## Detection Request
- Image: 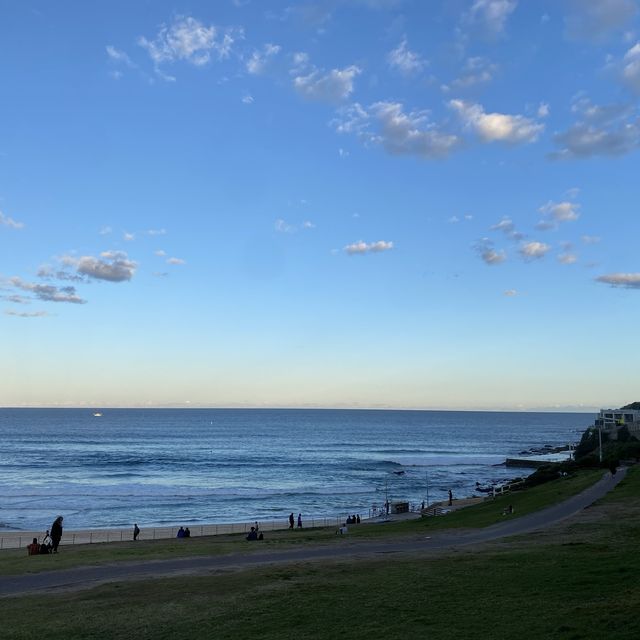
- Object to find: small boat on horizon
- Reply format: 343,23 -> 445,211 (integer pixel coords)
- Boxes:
93,412 -> 103,417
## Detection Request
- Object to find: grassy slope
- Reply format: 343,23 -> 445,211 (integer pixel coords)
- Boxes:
0,469 -> 603,577
3,468 -> 639,639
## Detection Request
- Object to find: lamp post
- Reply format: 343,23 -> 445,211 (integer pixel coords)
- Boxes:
598,424 -> 603,464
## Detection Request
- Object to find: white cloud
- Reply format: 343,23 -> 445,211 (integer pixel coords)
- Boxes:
166,257 -> 186,265
387,38 -> 427,76
552,97 -> 640,158
450,99 -> 544,144
565,187 -> 580,199
519,241 -> 551,260
99,226 -> 112,235
565,0 -> 638,42
138,16 -> 239,74
124,232 -> 135,241
475,238 -> 506,265
63,251 -> 137,282
558,253 -> 578,264
0,210 -> 24,229
596,272 -> 640,288
335,101 -> 461,159
147,228 -> 166,236
538,200 -> 580,223
155,249 -> 167,257
344,240 -> 393,255
246,43 -> 281,74
504,289 -> 518,296
581,235 -> 601,244
302,220 -> 316,229
293,64 -> 361,103
490,216 -> 524,241
467,0 -> 518,35
9,277 -> 86,304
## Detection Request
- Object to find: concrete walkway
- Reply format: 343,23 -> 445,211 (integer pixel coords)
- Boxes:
0,469 -> 626,598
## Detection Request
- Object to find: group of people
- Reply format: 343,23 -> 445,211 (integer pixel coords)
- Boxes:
26,516 -> 64,556
288,513 -> 303,529
176,526 -> 191,538
246,522 -> 264,541
345,514 -> 361,525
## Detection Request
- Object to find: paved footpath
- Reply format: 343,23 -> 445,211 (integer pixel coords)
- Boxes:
0,469 -> 626,598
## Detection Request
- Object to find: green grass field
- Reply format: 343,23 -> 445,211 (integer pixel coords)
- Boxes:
2,467 -> 639,639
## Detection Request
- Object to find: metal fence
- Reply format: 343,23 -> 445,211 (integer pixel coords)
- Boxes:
1,514 -> 366,550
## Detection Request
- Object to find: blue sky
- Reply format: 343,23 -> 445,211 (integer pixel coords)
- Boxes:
1,0 -> 639,410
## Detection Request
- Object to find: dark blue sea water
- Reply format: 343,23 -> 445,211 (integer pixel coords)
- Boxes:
0,409 -> 590,531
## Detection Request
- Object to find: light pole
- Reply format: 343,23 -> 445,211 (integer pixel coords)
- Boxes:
598,425 -> 603,464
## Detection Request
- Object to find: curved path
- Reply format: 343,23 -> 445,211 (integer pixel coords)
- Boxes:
0,469 -> 626,598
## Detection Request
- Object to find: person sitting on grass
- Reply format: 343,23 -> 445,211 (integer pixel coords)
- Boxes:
246,527 -> 258,541
27,538 -> 40,556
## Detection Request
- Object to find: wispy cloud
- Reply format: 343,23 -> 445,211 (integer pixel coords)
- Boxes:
596,272 -> 640,289
138,16 -> 240,79
387,38 -> 427,76
166,257 -> 186,265
334,101 -> 461,159
246,43 -> 281,74
4,309 -> 50,318
465,0 -> 518,36
490,217 -> 524,241
0,210 -> 24,229
293,62 -> 361,103
552,96 -> 640,158
8,277 -> 86,304
344,240 -> 393,255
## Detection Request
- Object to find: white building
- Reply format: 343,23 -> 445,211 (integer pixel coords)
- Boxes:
594,408 -> 640,436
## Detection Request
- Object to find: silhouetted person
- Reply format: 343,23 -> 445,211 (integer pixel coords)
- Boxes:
246,527 -> 258,541
448,489 -> 453,506
176,526 -> 185,538
133,523 -> 140,541
50,516 -> 63,553
289,513 -> 294,529
297,513 -> 303,528
184,527 -> 191,538
356,514 -> 361,524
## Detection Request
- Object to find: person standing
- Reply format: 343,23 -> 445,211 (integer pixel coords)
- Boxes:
288,513 -> 294,529
297,513 -> 302,528
50,516 -> 63,553
133,523 -> 140,541
448,489 -> 453,506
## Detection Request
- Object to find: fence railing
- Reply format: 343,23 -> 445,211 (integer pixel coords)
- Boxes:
1,514 -> 373,550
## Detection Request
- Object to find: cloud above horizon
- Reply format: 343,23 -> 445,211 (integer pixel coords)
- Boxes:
596,272 -> 640,289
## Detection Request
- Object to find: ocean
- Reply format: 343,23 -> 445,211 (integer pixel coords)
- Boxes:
0,408 -> 590,531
